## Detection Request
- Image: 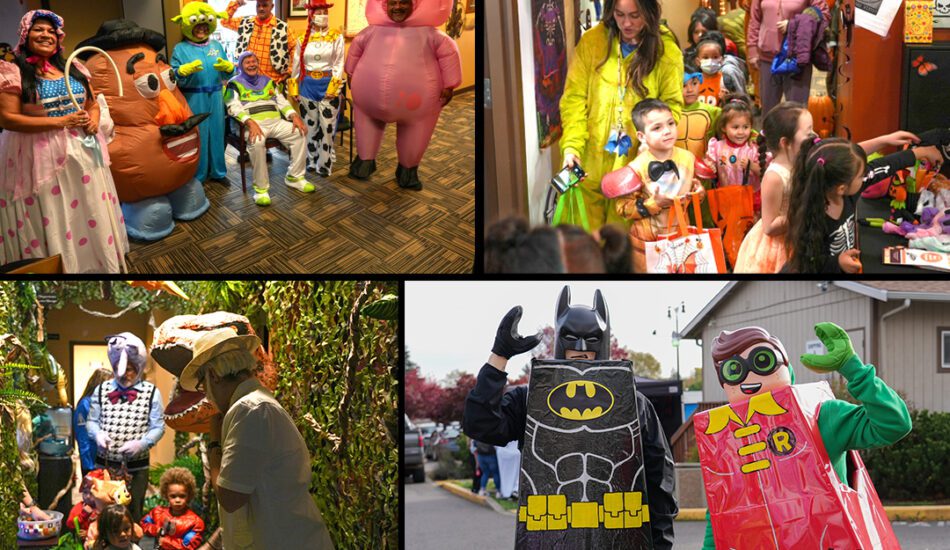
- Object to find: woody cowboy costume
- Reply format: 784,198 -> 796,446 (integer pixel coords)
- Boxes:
222,0 -> 298,85
290,0 -> 345,177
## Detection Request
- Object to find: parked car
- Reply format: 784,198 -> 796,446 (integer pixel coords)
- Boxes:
433,427 -> 462,457
404,415 -> 426,483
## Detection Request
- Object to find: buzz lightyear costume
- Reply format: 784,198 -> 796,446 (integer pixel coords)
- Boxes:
225,51 -> 310,205
170,2 -> 235,183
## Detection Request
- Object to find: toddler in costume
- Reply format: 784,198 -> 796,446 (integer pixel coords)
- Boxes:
601,99 -> 707,272
734,102 -> 810,273
704,95 -> 761,198
141,467 -> 204,550
676,63 -> 720,160
93,505 -> 141,550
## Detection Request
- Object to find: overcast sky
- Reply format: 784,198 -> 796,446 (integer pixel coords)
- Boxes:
405,281 -> 728,383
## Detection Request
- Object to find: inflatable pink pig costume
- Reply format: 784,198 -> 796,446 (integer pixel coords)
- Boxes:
345,0 -> 461,190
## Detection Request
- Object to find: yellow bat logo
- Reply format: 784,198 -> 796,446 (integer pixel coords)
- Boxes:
547,380 -> 614,421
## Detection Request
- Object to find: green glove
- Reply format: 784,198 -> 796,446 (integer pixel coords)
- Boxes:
178,59 -> 204,77
800,322 -> 855,373
213,57 -> 234,73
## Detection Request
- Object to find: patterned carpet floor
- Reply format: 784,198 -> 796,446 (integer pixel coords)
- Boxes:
127,90 -> 475,274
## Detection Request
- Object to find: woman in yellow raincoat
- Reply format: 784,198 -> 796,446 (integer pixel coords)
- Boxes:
554,0 -> 683,232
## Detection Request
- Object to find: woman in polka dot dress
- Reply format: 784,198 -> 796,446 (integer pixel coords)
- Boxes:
291,0 -> 344,177
0,10 -> 128,273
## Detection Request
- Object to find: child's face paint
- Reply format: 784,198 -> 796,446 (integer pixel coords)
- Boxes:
719,343 -> 791,404
683,77 -> 701,105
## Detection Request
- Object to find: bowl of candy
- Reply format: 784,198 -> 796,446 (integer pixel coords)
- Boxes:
17,510 -> 62,540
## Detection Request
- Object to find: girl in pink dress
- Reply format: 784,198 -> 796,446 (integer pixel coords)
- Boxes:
734,101 -> 813,273
704,95 -> 762,203
0,10 -> 128,272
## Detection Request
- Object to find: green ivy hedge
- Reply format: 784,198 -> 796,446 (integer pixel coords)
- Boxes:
861,409 -> 950,502
184,281 -> 399,548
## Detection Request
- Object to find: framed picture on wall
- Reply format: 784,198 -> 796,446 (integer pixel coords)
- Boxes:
466,0 -> 475,13
346,0 -> 370,37
290,0 -> 310,17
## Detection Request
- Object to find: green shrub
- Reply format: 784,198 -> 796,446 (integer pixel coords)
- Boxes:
861,409 -> 950,502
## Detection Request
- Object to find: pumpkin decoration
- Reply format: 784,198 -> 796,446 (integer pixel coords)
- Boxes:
808,93 -> 835,138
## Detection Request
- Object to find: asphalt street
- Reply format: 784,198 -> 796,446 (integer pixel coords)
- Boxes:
405,465 -> 950,549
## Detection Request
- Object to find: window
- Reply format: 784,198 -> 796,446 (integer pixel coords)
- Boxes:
205,0 -> 275,61
940,328 -> 950,372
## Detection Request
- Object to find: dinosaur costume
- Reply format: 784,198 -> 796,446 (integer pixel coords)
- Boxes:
696,324 -> 911,549
170,3 -> 235,183
345,0 -> 462,190
150,311 -> 276,434
76,19 -> 210,241
554,22 -> 684,232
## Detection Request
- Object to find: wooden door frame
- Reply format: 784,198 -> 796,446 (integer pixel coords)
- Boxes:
484,1 -> 529,226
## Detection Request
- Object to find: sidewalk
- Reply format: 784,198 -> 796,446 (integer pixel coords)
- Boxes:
435,480 -> 517,515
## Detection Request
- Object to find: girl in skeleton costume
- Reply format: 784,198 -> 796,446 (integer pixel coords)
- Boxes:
0,10 -> 129,273
291,0 -> 344,177
86,333 -> 166,522
784,137 -> 943,273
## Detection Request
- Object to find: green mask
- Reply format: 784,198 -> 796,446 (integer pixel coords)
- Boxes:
171,2 -> 225,43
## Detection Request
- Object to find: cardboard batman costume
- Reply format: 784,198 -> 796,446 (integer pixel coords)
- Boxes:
463,286 -> 677,550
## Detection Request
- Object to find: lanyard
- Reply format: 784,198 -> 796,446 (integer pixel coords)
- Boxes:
604,39 -> 633,157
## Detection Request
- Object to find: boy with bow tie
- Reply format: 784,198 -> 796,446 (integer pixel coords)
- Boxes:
87,332 -> 166,521
601,98 -> 711,272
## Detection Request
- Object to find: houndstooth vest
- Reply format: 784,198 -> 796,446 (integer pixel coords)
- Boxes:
236,17 -> 290,76
95,379 -> 155,470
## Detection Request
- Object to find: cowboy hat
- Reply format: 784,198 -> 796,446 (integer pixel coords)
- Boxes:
179,328 -> 261,392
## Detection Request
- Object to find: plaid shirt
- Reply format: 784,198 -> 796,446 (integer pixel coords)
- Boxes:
221,5 -> 298,82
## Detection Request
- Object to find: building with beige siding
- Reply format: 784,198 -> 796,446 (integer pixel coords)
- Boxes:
681,281 -> 950,413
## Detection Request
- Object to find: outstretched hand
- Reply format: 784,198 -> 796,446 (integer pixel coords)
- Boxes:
492,306 -> 541,359
800,322 -> 855,373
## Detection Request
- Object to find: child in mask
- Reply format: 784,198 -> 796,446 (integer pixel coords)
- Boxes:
676,63 -> 721,160
693,30 -> 746,107
291,0 -> 345,177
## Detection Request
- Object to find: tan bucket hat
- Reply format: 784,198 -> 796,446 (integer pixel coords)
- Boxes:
179,328 -> 261,392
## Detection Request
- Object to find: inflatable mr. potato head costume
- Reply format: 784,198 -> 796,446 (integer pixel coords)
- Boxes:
76,20 -> 210,242
693,323 -> 909,549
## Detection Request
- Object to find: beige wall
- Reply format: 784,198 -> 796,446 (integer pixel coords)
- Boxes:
879,300 -> 950,413
663,0 -> 696,51
46,302 -> 177,468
